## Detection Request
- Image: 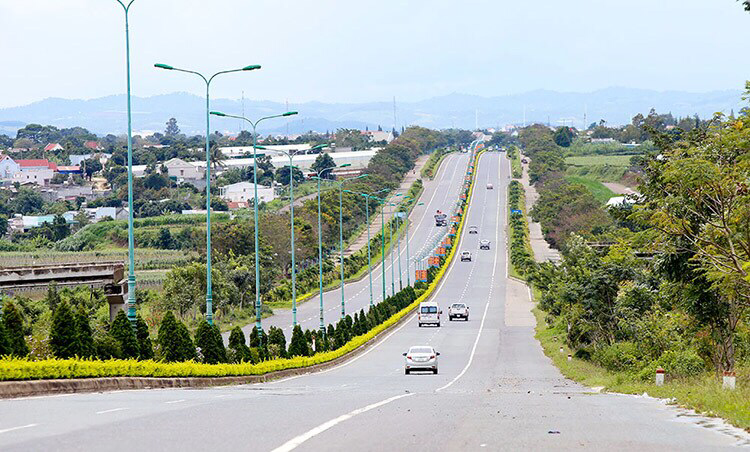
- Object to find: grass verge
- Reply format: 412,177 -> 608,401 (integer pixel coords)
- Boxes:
534,307 -> 750,431
565,175 -> 616,204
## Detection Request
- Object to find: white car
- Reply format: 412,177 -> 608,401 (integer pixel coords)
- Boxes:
418,301 -> 441,327
448,303 -> 469,321
487,183 -> 493,189
403,345 -> 440,374
468,225 -> 478,234
461,251 -> 472,262
479,239 -> 491,250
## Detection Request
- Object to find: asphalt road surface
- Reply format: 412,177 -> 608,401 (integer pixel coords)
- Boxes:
2,153 -> 747,451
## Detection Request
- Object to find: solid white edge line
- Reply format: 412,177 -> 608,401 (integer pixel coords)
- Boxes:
0,423 -> 38,435
435,152 -> 501,393
270,393 -> 414,452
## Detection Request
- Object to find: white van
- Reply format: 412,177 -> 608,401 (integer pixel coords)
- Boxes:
418,301 -> 441,327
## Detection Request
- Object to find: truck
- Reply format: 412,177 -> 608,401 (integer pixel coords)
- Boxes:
434,210 -> 447,227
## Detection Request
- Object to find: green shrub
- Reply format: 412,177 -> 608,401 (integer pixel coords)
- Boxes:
3,302 -> 29,357
591,342 -> 641,372
228,326 -> 251,363
288,325 -> 310,357
74,306 -> 95,358
110,310 -> 139,359
94,333 -> 122,359
194,320 -> 226,364
136,315 -> 154,360
0,319 -> 10,355
50,301 -> 77,359
157,312 -> 195,362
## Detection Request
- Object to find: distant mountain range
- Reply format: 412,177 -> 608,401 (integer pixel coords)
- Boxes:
0,87 -> 745,137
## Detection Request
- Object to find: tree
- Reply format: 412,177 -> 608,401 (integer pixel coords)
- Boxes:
50,300 -> 78,359
194,320 -> 226,364
10,187 -> 44,215
0,319 -> 10,356
82,157 -> 102,180
157,311 -> 196,362
311,152 -> 336,179
176,320 -> 197,361
267,326 -> 287,358
136,314 -> 153,360
288,324 -> 310,357
110,310 -> 139,359
165,118 -> 180,137
638,113 -> 750,371
228,326 -> 251,363
3,302 -> 28,357
274,165 -> 305,186
74,306 -> 95,358
553,127 -> 574,147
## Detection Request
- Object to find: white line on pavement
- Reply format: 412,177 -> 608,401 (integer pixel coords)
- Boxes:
165,399 -> 185,404
0,424 -> 38,435
270,393 -> 414,452
95,407 -> 128,415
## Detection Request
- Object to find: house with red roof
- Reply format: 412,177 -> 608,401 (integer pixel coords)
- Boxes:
84,141 -> 103,151
44,143 -> 64,152
13,159 -> 58,185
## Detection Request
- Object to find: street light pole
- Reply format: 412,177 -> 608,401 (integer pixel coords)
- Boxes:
407,202 -> 424,287
155,63 -> 261,325
267,143 -> 327,326
115,0 -> 137,328
310,165 -> 337,334
333,172 -> 365,319
210,111 -> 297,339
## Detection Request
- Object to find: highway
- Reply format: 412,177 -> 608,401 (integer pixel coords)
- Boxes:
1,152 -> 745,451
241,151 -> 471,339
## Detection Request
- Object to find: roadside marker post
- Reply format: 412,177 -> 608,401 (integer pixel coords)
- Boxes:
655,368 -> 665,386
723,371 -> 736,390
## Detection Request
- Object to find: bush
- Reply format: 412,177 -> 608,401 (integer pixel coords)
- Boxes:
157,312 -> 196,362
267,326 -> 287,359
195,320 -> 226,364
288,325 -> 310,357
94,333 -> 122,359
110,310 -> 139,359
74,306 -> 95,358
3,302 -> 29,357
50,301 -> 77,359
136,315 -> 154,360
0,320 -> 10,355
228,326 -> 251,363
591,342 -> 641,372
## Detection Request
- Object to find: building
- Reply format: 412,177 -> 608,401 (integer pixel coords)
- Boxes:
70,153 -> 112,167
13,159 -> 58,186
219,181 -> 276,204
83,206 -> 129,222
0,155 -> 21,180
227,201 -> 250,210
57,166 -> 81,175
162,158 -> 204,180
213,149 -> 378,173
84,141 -> 103,151
44,143 -> 64,152
363,130 -> 394,143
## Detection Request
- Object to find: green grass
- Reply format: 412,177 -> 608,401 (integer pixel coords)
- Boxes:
565,175 -> 616,204
510,150 -> 522,179
565,155 -> 636,167
534,308 -> 750,431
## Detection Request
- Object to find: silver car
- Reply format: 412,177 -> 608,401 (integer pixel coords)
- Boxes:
403,345 -> 440,375
468,225 -> 478,234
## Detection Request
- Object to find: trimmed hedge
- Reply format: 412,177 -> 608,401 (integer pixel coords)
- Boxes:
508,181 -> 534,276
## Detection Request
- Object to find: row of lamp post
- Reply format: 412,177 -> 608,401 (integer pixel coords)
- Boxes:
114,0 -> 419,338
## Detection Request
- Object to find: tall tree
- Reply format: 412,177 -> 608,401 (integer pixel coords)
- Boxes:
110,310 -> 139,359
165,118 -> 180,137
50,300 -> 77,359
311,153 -> 336,179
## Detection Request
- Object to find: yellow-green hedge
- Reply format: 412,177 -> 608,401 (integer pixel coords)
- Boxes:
0,151 -> 484,381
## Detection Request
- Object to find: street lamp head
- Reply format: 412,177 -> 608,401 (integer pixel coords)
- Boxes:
339,163 -> 352,168
283,111 -> 298,117
154,63 -> 174,70
311,143 -> 330,150
255,145 -> 268,150
210,111 -> 227,117
242,65 -> 262,71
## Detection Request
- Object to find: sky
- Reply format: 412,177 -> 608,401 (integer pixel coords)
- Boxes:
1,0 -> 749,109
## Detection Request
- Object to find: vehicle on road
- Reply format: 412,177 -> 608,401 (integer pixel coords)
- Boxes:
521,158 -> 528,164
461,251 -> 472,262
434,210 -> 448,227
479,239 -> 490,250
448,303 -> 469,321
486,183 -> 493,189
418,301 -> 441,327
403,345 -> 440,374
468,225 -> 478,234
